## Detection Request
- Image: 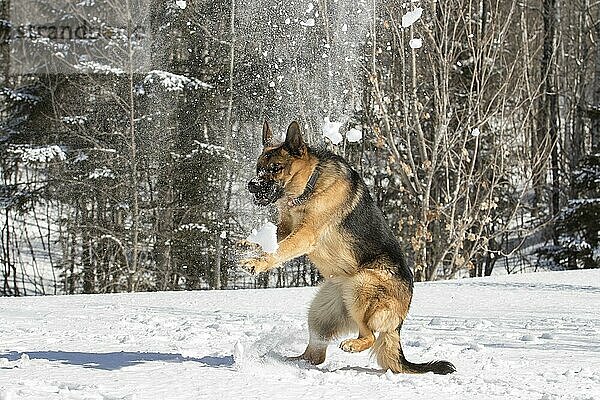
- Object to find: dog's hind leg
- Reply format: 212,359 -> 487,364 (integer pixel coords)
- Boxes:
290,279 -> 355,365
339,286 -> 377,353
341,269 -> 455,374
340,269 -> 410,356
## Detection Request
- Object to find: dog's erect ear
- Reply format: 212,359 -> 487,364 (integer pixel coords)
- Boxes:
284,121 -> 305,156
262,120 -> 274,147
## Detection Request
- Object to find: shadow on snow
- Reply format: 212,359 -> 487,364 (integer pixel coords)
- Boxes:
0,350 -> 234,371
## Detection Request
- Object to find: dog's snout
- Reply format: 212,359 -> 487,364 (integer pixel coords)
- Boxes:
247,175 -> 283,206
248,178 -> 261,193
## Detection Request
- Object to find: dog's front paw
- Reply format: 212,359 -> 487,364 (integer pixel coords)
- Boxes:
240,254 -> 276,275
236,239 -> 262,252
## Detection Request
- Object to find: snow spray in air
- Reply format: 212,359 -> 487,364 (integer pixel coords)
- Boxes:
235,0 -> 373,141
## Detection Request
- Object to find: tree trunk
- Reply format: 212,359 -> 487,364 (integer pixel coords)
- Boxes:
125,0 -> 141,292
539,0 -> 560,245
213,0 -> 237,290
593,7 -> 600,152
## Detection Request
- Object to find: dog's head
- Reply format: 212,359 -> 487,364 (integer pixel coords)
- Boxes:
248,121 -> 307,206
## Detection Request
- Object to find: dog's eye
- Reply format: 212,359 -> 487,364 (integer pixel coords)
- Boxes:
269,163 -> 283,173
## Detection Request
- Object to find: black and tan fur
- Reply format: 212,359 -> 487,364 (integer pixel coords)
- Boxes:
242,121 -> 455,375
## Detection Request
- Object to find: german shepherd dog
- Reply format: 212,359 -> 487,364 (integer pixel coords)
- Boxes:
242,121 -> 455,374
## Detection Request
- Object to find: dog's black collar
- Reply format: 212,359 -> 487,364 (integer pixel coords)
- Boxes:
288,167 -> 320,207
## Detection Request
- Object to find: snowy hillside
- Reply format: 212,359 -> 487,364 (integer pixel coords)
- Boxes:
1,270 -> 599,400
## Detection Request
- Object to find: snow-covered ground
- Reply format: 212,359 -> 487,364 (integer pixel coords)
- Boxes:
1,269 -> 599,400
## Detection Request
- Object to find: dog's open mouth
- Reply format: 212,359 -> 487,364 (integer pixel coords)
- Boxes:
248,178 -> 284,206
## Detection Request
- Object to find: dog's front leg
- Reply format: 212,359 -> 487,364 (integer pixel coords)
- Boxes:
277,211 -> 293,242
241,224 -> 318,274
274,225 -> 318,262
240,252 -> 277,275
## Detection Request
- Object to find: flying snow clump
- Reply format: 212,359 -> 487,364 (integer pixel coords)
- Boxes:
402,8 -> 423,28
300,18 -> 316,27
346,127 -> 363,143
246,222 -> 279,253
322,117 -> 343,145
409,38 -> 423,49
175,0 -> 186,9
233,341 -> 244,361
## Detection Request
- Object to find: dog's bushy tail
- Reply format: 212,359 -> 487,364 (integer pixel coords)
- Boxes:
372,326 -> 455,375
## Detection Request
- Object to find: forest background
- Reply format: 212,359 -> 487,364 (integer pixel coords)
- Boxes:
0,0 -> 598,295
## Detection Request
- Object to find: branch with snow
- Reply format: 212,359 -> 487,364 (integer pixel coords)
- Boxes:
75,61 -> 125,75
8,145 -> 67,164
143,70 -> 212,92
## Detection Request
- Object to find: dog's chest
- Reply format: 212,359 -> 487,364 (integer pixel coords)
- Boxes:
287,206 -> 305,229
308,224 -> 358,277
